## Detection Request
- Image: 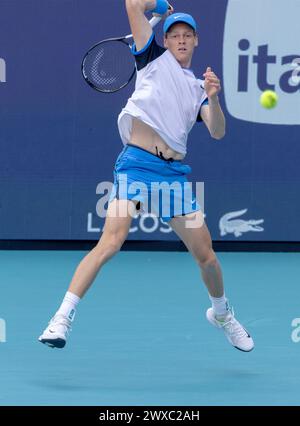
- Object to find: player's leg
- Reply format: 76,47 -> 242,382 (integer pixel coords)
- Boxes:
38,199 -> 137,348
170,211 -> 224,296
68,199 -> 137,298
170,211 -> 254,352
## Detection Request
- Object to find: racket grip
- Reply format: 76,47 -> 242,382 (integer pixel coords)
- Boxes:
149,2 -> 172,27
149,16 -> 162,28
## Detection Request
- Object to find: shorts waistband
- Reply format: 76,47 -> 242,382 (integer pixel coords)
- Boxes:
126,143 -> 181,163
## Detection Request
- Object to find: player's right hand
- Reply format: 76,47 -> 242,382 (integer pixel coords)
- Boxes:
152,2 -> 173,19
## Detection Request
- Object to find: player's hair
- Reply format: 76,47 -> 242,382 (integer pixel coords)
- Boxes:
165,24 -> 197,37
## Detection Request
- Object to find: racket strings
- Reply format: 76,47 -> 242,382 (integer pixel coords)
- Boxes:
83,40 -> 136,92
90,49 -> 118,86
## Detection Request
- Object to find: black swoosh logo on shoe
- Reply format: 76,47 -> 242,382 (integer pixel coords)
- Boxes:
243,328 -> 251,338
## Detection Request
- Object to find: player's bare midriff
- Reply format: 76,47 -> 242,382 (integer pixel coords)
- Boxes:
129,118 -> 185,160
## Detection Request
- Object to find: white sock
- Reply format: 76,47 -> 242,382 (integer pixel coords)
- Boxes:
56,291 -> 81,321
209,294 -> 229,317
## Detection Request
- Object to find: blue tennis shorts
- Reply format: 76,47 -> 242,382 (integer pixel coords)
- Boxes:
109,144 -> 201,222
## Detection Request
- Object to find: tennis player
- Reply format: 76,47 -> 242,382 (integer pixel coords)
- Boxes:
39,0 -> 254,352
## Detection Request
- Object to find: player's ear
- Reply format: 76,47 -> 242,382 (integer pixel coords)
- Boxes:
194,33 -> 199,47
163,34 -> 168,48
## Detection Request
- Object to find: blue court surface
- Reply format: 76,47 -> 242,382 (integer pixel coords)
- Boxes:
1,250 -> 300,406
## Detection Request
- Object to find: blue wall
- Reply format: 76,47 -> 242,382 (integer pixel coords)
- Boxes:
0,0 -> 299,241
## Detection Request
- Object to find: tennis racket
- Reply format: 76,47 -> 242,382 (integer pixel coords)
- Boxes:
81,16 -> 162,93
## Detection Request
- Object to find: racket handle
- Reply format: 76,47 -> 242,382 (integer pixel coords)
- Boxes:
149,2 -> 172,27
149,16 -> 162,28
125,15 -> 162,39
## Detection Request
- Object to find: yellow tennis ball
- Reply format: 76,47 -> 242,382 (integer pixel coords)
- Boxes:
260,90 -> 278,109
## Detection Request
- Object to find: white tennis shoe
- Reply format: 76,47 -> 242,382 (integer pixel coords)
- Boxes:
38,311 -> 74,349
206,307 -> 254,352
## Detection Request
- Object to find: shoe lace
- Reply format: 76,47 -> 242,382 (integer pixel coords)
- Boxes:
49,314 -> 72,334
218,308 -> 247,339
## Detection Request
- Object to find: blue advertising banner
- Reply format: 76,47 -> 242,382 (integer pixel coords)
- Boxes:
0,0 -> 299,241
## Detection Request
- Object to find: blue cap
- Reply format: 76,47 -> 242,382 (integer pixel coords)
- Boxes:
163,13 -> 197,33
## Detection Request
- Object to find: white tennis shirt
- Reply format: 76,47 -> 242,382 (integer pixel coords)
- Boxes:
118,33 -> 208,155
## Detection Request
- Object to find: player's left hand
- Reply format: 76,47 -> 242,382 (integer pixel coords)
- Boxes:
203,67 -> 221,99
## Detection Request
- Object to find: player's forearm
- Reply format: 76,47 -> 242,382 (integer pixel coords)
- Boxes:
207,95 -> 226,140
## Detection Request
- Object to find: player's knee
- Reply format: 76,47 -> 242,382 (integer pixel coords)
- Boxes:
196,249 -> 218,270
96,233 -> 125,261
105,241 -> 122,258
